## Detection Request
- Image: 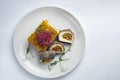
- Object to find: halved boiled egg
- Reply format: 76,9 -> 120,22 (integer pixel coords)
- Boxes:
59,29 -> 74,43
49,42 -> 65,54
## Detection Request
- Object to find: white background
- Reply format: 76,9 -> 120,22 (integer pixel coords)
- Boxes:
0,0 -> 120,80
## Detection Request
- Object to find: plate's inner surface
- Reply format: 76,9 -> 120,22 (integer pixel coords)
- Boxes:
13,6 -> 85,78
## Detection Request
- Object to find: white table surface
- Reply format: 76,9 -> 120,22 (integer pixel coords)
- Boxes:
1,0 -> 120,80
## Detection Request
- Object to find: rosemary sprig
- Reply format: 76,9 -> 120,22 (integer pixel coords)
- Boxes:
59,56 -> 69,61
26,42 -> 30,54
48,57 -> 69,71
24,42 -> 34,60
50,61 -> 58,66
48,61 -> 59,71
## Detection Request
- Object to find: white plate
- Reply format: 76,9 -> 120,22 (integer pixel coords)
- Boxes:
13,6 -> 85,78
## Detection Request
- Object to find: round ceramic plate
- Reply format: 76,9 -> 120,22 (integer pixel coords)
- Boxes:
13,6 -> 85,78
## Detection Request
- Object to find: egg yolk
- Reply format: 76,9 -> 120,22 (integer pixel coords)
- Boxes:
62,33 -> 72,40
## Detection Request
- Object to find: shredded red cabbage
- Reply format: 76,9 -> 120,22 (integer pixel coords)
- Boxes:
36,31 -> 52,47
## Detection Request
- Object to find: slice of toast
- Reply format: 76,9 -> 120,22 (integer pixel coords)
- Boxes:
28,20 -> 59,51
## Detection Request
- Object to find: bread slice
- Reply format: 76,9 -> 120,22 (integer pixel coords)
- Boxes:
28,20 -> 59,51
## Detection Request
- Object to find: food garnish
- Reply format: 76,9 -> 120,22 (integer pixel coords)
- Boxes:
26,20 -> 75,71
24,42 -> 34,60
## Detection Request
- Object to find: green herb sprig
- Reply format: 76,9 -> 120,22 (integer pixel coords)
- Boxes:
48,57 -> 69,71
48,44 -> 72,72
24,42 -> 34,60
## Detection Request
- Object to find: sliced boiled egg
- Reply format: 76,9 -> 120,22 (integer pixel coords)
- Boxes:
59,29 -> 74,43
49,42 -> 65,54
